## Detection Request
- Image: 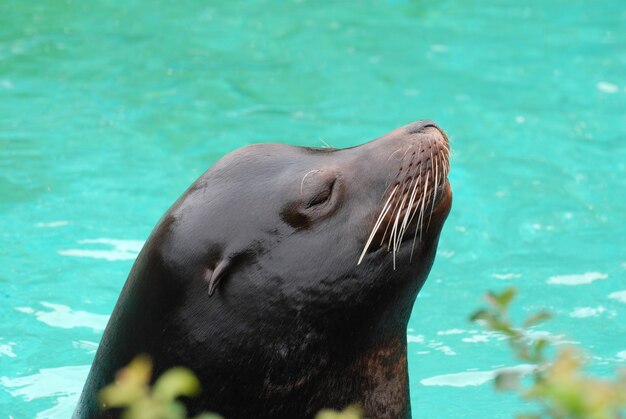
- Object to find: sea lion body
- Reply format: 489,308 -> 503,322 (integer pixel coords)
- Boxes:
74,120 -> 452,419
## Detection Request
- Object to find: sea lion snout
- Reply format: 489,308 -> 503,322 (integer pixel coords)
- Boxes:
356,120 -> 451,266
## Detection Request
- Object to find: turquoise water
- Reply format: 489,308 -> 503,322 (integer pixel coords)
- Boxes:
1,0 -> 625,417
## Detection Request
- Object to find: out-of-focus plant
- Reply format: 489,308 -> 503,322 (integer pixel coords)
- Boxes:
471,287 -> 626,419
315,404 -> 363,419
100,356 -> 364,419
99,355 -> 222,419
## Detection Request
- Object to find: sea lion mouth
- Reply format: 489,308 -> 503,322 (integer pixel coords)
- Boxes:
357,126 -> 451,267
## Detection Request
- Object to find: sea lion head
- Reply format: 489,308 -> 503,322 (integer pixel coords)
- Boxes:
159,119 -> 451,338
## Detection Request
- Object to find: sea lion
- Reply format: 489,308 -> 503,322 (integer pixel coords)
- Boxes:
74,120 -> 452,419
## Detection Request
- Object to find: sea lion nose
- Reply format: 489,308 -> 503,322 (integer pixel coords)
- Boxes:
405,120 -> 441,134
405,120 -> 449,145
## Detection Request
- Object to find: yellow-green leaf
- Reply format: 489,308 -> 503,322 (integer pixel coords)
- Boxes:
495,371 -> 521,391
153,367 -> 201,401
523,311 -> 552,328
315,404 -> 363,419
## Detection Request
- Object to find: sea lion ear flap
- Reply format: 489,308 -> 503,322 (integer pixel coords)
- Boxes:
205,259 -> 229,297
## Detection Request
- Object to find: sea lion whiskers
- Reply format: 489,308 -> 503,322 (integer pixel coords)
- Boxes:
426,146 -> 439,232
391,167 -> 426,267
380,182 -> 406,247
409,170 -> 431,263
400,145 -> 413,161
300,169 -> 321,194
377,171 -> 401,206
383,138 -> 452,265
409,194 -> 424,263
418,170 -> 430,241
387,147 -> 405,161
389,177 -> 413,247
441,144 -> 451,173
389,186 -> 410,269
396,174 -> 421,250
395,176 -> 417,248
357,185 -> 399,265
402,174 -> 423,246
359,126 -> 451,267
389,172 -> 415,249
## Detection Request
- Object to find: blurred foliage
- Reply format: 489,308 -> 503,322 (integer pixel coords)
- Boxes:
471,287 -> 626,419
315,405 -> 364,419
100,355 -> 363,419
99,355 -> 222,419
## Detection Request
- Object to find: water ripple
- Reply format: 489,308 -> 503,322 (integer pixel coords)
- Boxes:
1,365 -> 89,419
546,272 -> 608,285
420,364 -> 535,387
58,238 -> 144,261
16,302 -> 109,332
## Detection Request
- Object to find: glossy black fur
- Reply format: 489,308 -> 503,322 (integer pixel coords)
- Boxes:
74,120 -> 452,419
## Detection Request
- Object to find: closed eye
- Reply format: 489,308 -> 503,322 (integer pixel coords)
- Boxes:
305,178 -> 336,208
281,172 -> 340,229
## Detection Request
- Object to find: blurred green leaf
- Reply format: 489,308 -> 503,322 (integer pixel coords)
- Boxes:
531,339 -> 549,363
469,309 -> 495,323
99,356 -> 223,419
486,287 -> 516,310
523,311 -> 552,328
492,322 -> 517,336
120,355 -> 153,387
193,414 -> 225,419
122,398 -> 186,419
99,383 -> 147,409
499,287 -> 516,308
471,288 -> 626,419
153,367 -> 201,401
495,371 -> 521,391
315,404 -> 363,419
98,355 -> 152,408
